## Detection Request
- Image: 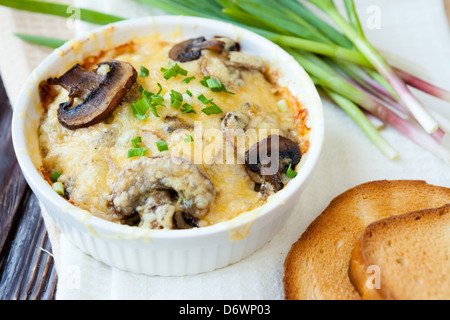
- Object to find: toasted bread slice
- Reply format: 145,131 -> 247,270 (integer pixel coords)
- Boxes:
349,204 -> 450,300
283,180 -> 450,300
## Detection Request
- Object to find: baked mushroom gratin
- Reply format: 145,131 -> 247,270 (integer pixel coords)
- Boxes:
38,34 -> 310,230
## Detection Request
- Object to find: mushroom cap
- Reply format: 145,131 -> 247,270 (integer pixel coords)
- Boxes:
245,135 -> 302,192
169,36 -> 226,63
56,60 -> 137,130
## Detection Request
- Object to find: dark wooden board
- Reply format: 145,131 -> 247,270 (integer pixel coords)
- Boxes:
0,77 -> 57,300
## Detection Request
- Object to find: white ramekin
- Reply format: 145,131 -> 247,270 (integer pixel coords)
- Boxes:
12,16 -> 324,276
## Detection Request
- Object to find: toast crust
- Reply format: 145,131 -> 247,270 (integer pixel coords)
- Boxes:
283,180 -> 450,300
349,204 -> 450,300
348,235 -> 387,300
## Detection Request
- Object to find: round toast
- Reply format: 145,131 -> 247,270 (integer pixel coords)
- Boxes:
283,180 -> 450,300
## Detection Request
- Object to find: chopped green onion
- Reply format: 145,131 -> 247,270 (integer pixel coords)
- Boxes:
151,95 -> 165,109
50,171 -> 61,183
181,103 -> 197,114
52,182 -> 65,196
128,147 -> 147,158
206,78 -> 222,91
140,66 -> 149,77
200,76 -> 210,87
131,136 -> 142,148
131,87 -> 165,119
200,76 -> 234,94
184,134 -> 194,143
130,95 -> 151,120
186,90 -> 193,97
156,83 -> 163,95
170,89 -> 184,109
173,64 -> 188,76
286,164 -> 298,179
201,102 -> 223,115
161,67 -> 177,80
156,141 -> 169,152
183,76 -> 196,84
198,94 -> 214,104
161,62 -> 188,80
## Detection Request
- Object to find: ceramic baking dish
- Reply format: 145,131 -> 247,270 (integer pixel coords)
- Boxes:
12,16 -> 324,276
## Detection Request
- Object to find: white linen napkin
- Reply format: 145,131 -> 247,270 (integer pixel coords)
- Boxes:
1,0 -> 449,300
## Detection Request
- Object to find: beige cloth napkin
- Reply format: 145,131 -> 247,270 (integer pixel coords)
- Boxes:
1,0 -> 450,300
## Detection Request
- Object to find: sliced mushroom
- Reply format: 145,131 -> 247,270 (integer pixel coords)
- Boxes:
221,111 -> 250,163
245,135 -> 302,196
55,60 -> 137,130
169,36 -> 226,63
221,108 -> 289,162
201,51 -> 244,88
111,156 -> 215,230
213,36 -> 241,52
163,115 -> 194,134
227,51 -> 268,73
221,111 -> 250,132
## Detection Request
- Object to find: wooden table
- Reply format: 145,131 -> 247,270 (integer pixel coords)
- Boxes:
0,77 -> 57,300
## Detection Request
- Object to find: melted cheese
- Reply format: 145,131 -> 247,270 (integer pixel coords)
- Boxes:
38,33 -> 309,228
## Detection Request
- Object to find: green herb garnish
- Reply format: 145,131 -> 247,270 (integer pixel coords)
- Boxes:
200,76 -> 234,94
156,141 -> 169,152
286,164 -> 298,179
52,182 -> 65,196
198,94 -> 214,104
180,103 -> 197,114
130,94 -> 151,120
184,134 -> 194,143
128,147 -> 147,158
170,89 -> 184,109
201,102 -> 223,115
183,76 -> 196,84
156,83 -> 163,95
50,171 -> 61,183
161,62 -> 188,80
131,87 -> 165,119
131,136 -> 142,148
128,137 -> 146,158
140,66 -> 149,77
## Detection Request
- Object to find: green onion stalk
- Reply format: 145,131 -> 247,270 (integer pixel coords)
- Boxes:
289,50 -> 450,163
0,0 -> 124,24
2,0 -> 449,161
321,86 -> 399,160
308,0 -> 441,135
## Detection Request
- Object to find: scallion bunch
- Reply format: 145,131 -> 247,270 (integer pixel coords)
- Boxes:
3,0 -> 450,161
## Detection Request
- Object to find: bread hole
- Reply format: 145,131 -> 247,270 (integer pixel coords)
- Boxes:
396,256 -> 407,267
413,276 -> 423,285
387,240 -> 392,247
414,216 -> 421,221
